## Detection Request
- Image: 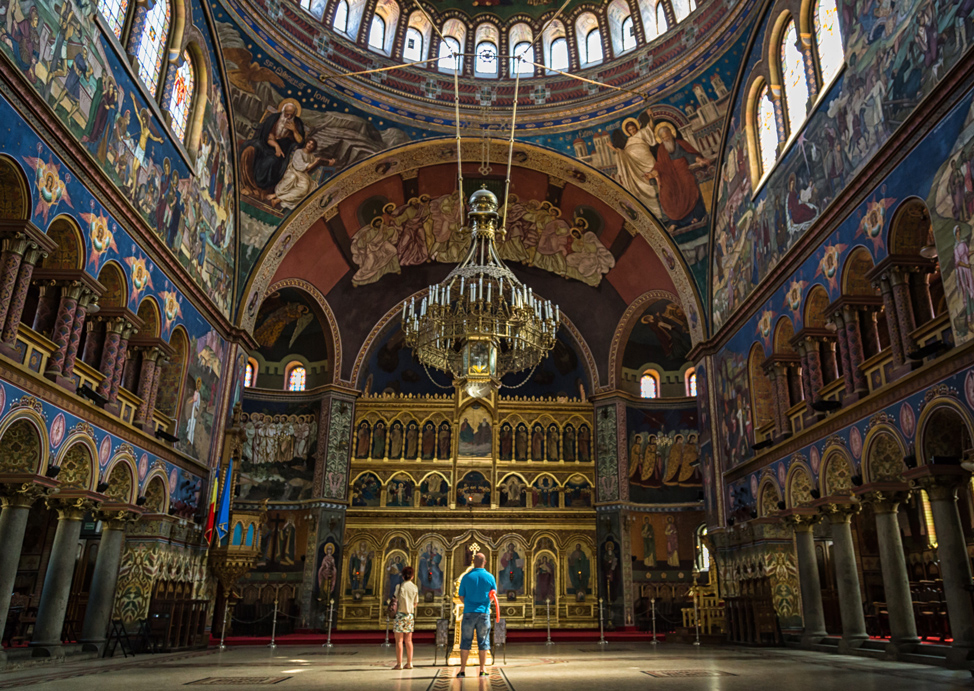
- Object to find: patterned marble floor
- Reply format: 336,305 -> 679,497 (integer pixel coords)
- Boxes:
1,643 -> 972,689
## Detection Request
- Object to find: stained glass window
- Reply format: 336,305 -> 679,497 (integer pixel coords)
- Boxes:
640,372 -> 659,399
404,27 -> 423,61
757,84 -> 778,176
781,20 -> 809,136
167,51 -> 194,142
549,37 -> 568,71
287,365 -> 307,392
475,41 -> 497,76
333,0 -> 348,33
438,36 -> 461,73
98,0 -> 129,39
368,15 -> 385,51
686,369 -> 697,397
584,28 -> 603,64
134,0 -> 171,96
244,362 -> 254,388
673,0 -> 691,22
622,16 -> 636,51
657,3 -> 668,32
510,41 -> 533,76
815,0 -> 843,88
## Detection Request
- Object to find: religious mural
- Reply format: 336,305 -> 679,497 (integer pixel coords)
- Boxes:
458,404 -> 490,457
350,471 -> 381,507
314,537 -> 341,601
566,542 -> 593,600
456,471 -> 491,506
253,288 -> 329,366
621,298 -> 694,374
238,403 -> 318,501
417,538 -> 446,598
712,0 -> 974,330
177,328 -> 225,461
255,511 -> 304,571
0,0 -> 236,314
497,540 -> 526,597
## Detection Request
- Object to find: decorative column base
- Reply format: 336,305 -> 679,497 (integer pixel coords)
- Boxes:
44,372 -> 78,392
0,340 -> 24,364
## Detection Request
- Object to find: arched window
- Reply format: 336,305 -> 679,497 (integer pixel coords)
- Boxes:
508,23 -> 534,77
638,0 -> 659,41
476,41 -> 498,76
673,0 -> 694,22
685,368 -> 697,397
622,16 -> 636,51
584,29 -> 603,65
695,525 -> 711,571
333,0 -> 349,32
814,0 -> 843,88
133,0 -> 171,96
167,51 -> 195,143
97,0 -> 129,39
780,19 -> 809,136
438,35 -> 461,73
640,371 -> 659,399
756,84 -> 778,176
657,2 -> 668,32
244,360 -> 256,388
541,20 -> 568,73
576,13 -> 602,66
299,0 -> 325,20
286,364 -> 307,392
404,27 -> 424,61
368,15 -> 386,51
549,38 -> 569,70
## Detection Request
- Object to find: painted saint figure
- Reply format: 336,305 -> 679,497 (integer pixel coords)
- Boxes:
665,515 -> 680,567
568,543 -> 590,598
535,556 -> 556,604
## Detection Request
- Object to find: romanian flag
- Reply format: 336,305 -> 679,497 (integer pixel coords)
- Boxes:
203,473 -> 219,545
215,456 -> 234,542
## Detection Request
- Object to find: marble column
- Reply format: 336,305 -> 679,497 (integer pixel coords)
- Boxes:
805,340 -> 825,395
911,270 -> 934,326
823,503 -> 868,651
30,498 -> 94,657
95,320 -> 124,399
822,340 -> 840,383
911,473 -> 974,664
0,244 -> 44,352
889,270 -> 918,357
787,514 -> 828,644
81,317 -> 106,369
146,355 -> 166,416
842,305 -> 868,395
80,514 -> 130,654
832,312 -> 855,395
774,364 -> 793,439
134,349 -> 160,426
0,237 -> 28,335
63,291 -> 95,380
876,274 -> 905,367
0,484 -> 45,649
105,326 -> 134,414
766,368 -> 784,440
31,284 -> 60,336
861,490 -> 919,652
44,282 -> 82,382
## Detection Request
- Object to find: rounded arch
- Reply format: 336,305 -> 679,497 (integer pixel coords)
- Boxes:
142,470 -> 171,513
0,154 -> 31,220
841,246 -> 877,297
820,445 -> 854,496
917,399 -> 974,464
238,139 -> 705,349
862,424 -> 906,483
44,214 -> 85,270
887,197 -> 933,256
803,283 -> 831,329
96,261 -> 128,309
785,460 -> 814,508
264,279 -> 341,384
0,411 -> 47,475
179,41 -> 211,156
766,10 -> 796,91
104,452 -> 138,503
772,315 -> 796,355
137,296 -> 162,338
744,75 -> 777,184
54,438 -> 97,492
748,341 -> 774,434
607,289 -> 686,390
757,475 -> 782,516
156,325 -> 189,419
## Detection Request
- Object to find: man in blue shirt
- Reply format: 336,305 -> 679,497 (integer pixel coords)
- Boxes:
457,552 -> 499,677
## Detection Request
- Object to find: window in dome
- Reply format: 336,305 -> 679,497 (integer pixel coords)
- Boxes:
333,0 -> 349,32
673,0 -> 693,21
576,13 -> 602,66
244,361 -> 255,388
368,15 -> 386,51
299,0 -> 325,19
756,83 -> 778,176
815,0 -> 843,89
640,371 -> 659,399
781,20 -> 809,136
622,16 -> 636,51
167,51 -> 195,143
585,29 -> 603,64
542,20 -> 568,73
97,0 -> 128,39
287,364 -> 307,392
404,27 -> 424,61
510,41 -> 534,76
686,368 -> 697,397
549,37 -> 568,71
475,41 -> 498,77
638,0 -> 659,40
438,35 -> 462,73
133,0 -> 170,96
657,2 -> 669,32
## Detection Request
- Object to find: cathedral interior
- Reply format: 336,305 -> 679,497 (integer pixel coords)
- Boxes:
2,0 -> 974,684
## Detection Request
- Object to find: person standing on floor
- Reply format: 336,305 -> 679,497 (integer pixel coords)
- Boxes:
393,566 -> 419,670
457,552 -> 500,678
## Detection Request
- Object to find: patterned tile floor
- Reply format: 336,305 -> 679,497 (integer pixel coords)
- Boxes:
1,643 -> 972,689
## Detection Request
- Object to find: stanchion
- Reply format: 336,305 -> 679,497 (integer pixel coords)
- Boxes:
381,613 -> 393,648
545,598 -> 553,646
218,599 -> 230,651
268,596 -> 279,649
597,597 -> 607,646
651,597 -> 658,646
324,599 -> 335,648
692,585 -> 701,646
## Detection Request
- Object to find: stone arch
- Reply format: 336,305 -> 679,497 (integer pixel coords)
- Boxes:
748,342 -> 774,434
772,315 -> 796,355
803,283 -> 830,329
263,279 -> 341,385
179,41 -> 211,157
917,399 -> 974,464
862,425 -> 906,483
56,440 -> 97,492
104,453 -> 138,503
888,197 -> 933,256
820,446 -> 854,497
156,326 -> 189,419
0,413 -> 46,475
785,461 -> 814,508
142,471 -> 170,514
137,297 -> 161,338
97,261 -> 128,309
607,289 -> 685,390
0,154 -> 30,220
43,214 -> 85,270
757,475 -> 782,516
841,246 -> 878,297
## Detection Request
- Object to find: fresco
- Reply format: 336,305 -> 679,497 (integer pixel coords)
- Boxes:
177,328 -> 226,461
238,402 -> 318,501
712,0 -> 974,330
253,288 -> 329,363
626,404 -> 701,503
631,512 -> 699,571
0,0 -> 236,314
350,471 -> 381,507
457,404 -> 490,457
621,298 -> 693,373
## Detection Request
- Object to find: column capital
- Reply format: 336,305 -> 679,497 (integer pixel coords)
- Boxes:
781,509 -> 823,531
817,499 -> 861,523
0,481 -> 50,509
855,484 -> 911,514
94,508 -> 141,529
46,496 -> 99,520
903,464 -> 971,500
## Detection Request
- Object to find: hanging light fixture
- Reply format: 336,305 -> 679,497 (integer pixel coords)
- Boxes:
400,39 -> 561,395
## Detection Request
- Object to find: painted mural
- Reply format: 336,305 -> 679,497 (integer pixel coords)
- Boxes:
626,404 -> 701,503
238,402 -> 319,501
621,298 -> 693,373
177,327 -> 225,461
712,0 -> 974,330
0,0 -> 236,314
